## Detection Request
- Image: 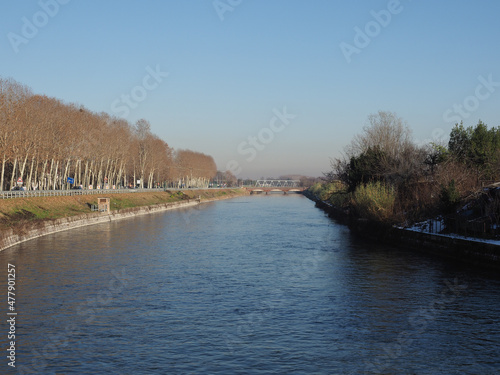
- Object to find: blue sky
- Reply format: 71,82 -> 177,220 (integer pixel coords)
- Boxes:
1,0 -> 500,179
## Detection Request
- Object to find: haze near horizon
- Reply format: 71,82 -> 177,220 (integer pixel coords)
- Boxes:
1,0 -> 499,179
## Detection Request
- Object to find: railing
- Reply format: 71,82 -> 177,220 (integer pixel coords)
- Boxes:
254,180 -> 301,187
0,187 -> 228,199
411,216 -> 500,240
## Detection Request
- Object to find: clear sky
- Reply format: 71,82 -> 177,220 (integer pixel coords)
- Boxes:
1,0 -> 499,179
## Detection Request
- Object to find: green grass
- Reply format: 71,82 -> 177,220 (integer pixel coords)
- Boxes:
0,189 -> 248,231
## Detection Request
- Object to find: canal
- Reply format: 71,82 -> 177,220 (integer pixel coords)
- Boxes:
0,194 -> 499,374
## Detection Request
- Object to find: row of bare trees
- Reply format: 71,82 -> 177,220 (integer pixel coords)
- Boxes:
0,77 -> 217,191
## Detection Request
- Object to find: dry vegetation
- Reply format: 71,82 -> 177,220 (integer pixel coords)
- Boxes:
316,111 -> 500,228
0,77 -> 217,191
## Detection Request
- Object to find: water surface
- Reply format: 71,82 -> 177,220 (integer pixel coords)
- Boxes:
0,195 -> 499,374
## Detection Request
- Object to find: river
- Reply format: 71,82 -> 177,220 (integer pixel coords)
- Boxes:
1,194 -> 499,374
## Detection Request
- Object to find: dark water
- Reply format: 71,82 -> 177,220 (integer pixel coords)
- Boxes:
1,194 -> 500,374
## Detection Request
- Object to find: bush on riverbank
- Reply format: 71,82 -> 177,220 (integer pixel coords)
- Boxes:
309,181 -> 350,208
316,111 -> 500,236
352,182 -> 396,223
310,181 -> 340,200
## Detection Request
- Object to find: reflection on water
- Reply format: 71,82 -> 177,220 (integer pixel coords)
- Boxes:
0,195 -> 499,374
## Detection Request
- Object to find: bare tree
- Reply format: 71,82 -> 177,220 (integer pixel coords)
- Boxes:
0,77 -> 217,191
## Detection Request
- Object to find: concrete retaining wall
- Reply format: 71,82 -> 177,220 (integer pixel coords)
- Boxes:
391,227 -> 500,269
308,194 -> 500,270
0,199 -> 202,252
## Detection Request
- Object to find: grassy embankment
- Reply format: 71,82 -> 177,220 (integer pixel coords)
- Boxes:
0,189 -> 248,233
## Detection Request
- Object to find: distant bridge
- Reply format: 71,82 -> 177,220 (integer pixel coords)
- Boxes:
245,180 -> 305,195
255,180 -> 300,187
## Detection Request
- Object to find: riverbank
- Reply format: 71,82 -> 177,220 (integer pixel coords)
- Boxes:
0,188 -> 248,251
305,190 -> 500,270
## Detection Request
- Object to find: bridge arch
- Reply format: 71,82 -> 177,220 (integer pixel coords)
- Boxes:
245,180 -> 304,195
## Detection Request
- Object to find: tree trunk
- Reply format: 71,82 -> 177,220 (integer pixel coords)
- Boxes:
10,157 -> 18,190
40,158 -> 48,190
27,155 -> 35,190
33,157 -> 39,190
62,158 -> 71,190
0,154 -> 6,191
19,154 -> 29,182
47,158 -> 55,190
83,161 -> 89,188
52,160 -> 59,189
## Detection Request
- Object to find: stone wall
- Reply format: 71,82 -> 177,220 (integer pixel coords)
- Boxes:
0,200 -> 200,251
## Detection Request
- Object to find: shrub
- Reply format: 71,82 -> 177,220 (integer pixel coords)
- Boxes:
309,181 -> 344,201
309,182 -> 324,196
328,191 -> 350,207
439,179 -> 461,213
352,181 -> 396,222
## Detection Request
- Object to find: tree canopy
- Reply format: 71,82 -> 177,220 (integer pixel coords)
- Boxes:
0,77 -> 217,190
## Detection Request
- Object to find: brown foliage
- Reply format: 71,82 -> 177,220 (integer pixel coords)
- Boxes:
0,77 -> 217,190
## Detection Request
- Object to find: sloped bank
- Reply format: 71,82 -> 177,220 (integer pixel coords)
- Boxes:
0,189 -> 248,251
305,191 -> 500,271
